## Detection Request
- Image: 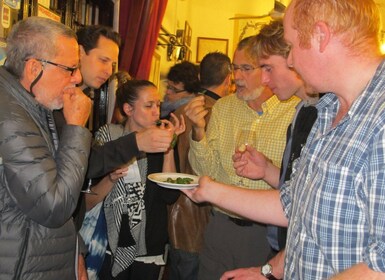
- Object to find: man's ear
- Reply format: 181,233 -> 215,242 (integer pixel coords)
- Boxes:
23,59 -> 43,84
314,21 -> 330,53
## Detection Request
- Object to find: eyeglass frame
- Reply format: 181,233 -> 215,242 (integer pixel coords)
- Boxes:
35,59 -> 79,76
166,85 -> 186,94
231,63 -> 259,74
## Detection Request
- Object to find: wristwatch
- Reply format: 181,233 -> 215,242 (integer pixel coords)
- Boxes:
261,263 -> 278,280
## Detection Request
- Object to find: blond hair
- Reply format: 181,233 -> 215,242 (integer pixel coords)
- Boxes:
247,20 -> 290,60
292,0 -> 380,53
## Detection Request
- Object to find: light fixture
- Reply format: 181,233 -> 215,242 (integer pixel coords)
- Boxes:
158,32 -> 186,61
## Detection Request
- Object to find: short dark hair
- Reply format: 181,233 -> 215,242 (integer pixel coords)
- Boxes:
200,52 -> 231,88
76,25 -> 121,54
166,61 -> 200,93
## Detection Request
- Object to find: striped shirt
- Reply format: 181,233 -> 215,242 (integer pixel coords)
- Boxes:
281,59 -> 385,279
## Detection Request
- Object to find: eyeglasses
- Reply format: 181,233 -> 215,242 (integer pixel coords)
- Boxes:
231,64 -> 258,73
166,85 -> 186,94
36,59 -> 79,76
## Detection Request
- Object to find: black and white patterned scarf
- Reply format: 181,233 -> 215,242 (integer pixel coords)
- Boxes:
95,124 -> 147,277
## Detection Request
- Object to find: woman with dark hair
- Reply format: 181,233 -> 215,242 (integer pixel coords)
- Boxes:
80,80 -> 185,280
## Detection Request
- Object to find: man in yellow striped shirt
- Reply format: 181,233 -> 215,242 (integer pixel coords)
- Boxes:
185,36 -> 300,280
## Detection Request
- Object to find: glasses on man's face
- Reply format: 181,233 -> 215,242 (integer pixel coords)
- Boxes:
231,64 -> 258,74
166,85 -> 186,94
36,59 -> 79,76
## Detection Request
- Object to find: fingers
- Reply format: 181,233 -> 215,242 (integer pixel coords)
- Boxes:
113,167 -> 129,174
185,95 -> 205,110
233,151 -> 242,161
246,144 -> 258,156
184,96 -> 208,126
164,113 -> 186,136
62,87 -> 91,126
136,127 -> 174,153
158,119 -> 173,130
179,115 -> 186,131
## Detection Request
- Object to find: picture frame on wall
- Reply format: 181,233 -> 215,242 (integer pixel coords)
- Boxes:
182,21 -> 192,61
196,37 -> 228,63
183,21 -> 192,47
37,4 -> 61,22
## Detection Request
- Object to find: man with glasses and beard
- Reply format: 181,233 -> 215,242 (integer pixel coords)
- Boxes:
184,36 -> 300,280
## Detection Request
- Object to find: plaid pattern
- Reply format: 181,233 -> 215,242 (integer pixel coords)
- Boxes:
281,59 -> 385,279
189,94 -> 299,191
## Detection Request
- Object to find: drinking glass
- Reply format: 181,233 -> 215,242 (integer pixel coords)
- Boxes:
81,178 -> 97,195
235,129 -> 256,185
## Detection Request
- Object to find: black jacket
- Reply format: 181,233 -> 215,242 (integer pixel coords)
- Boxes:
278,104 -> 318,249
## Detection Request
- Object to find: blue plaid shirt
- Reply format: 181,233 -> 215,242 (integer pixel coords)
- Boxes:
281,59 -> 385,279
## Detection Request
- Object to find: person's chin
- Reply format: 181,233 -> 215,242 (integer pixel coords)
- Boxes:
93,79 -> 107,89
92,82 -> 103,89
50,102 -> 63,111
235,90 -> 250,101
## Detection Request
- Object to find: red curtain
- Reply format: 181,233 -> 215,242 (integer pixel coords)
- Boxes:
119,0 -> 168,79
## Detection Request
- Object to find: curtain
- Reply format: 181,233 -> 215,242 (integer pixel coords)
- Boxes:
119,0 -> 168,79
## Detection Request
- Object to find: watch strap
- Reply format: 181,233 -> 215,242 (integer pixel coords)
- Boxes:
261,263 -> 279,280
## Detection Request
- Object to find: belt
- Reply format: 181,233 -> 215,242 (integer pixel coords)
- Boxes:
211,210 -> 254,227
228,216 -> 254,227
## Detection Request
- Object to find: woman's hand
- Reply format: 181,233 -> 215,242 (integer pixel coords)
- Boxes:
108,166 -> 129,183
171,112 -> 186,136
159,113 -> 186,136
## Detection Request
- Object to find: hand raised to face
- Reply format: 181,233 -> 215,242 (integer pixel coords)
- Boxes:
62,87 -> 92,127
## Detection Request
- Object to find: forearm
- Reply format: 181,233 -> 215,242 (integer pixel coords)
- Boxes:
87,133 -> 139,178
162,149 -> 176,172
85,176 -> 114,210
330,263 -> 385,279
191,126 -> 205,141
206,180 -> 287,226
264,160 -> 281,188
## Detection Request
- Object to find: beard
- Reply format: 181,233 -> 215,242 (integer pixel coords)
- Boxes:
236,85 -> 265,102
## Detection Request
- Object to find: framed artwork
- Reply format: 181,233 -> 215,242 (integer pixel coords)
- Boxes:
183,21 -> 192,47
196,37 -> 228,63
149,51 -> 161,89
37,5 -> 61,22
38,0 -> 50,9
232,16 -> 270,50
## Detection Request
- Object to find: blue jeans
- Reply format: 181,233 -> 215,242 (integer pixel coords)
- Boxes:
168,246 -> 199,280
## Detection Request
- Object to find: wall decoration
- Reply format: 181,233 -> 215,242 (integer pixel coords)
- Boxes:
149,51 -> 161,89
232,16 -> 270,50
37,4 -> 61,22
196,37 -> 228,63
4,0 -> 20,9
183,21 -> 192,61
38,0 -> 50,9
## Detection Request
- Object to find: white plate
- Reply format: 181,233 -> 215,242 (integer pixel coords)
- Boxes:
148,172 -> 199,189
